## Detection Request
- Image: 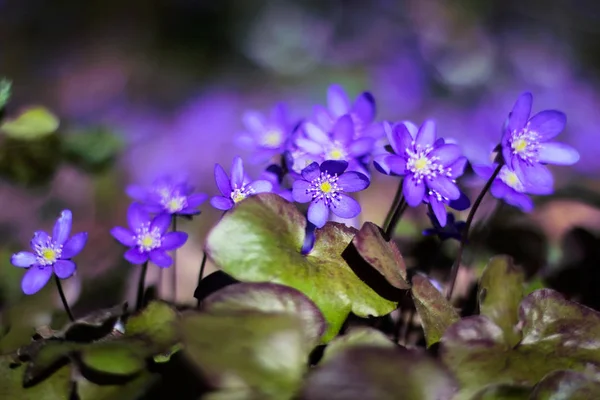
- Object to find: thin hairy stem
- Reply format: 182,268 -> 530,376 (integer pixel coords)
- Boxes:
55,275 -> 74,322
383,179 -> 406,240
171,216 -> 177,303
136,261 -> 149,311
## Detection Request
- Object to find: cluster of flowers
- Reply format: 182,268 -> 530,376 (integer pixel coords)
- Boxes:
9,85 -> 579,296
231,85 -> 579,227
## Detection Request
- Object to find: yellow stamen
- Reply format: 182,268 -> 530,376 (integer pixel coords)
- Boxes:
320,182 -> 332,193
141,235 -> 154,248
329,149 -> 344,160
414,157 -> 428,170
42,249 -> 56,262
262,130 -> 282,147
514,139 -> 528,152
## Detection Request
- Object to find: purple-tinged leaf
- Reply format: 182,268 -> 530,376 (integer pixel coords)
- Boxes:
202,282 -> 326,346
411,274 -> 459,347
301,347 -> 456,400
348,222 -> 410,290
530,370 -> 600,399
478,256 -> 524,347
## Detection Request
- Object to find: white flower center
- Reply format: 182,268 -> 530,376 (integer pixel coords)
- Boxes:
34,236 -> 62,266
406,142 -> 449,183
306,171 -> 342,206
499,166 -> 525,192
260,129 -> 284,148
325,141 -> 348,161
161,192 -> 188,213
134,223 -> 163,252
230,184 -> 255,204
510,122 -> 540,163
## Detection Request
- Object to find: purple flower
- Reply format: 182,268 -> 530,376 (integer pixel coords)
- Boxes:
292,160 -> 370,228
375,120 -> 466,226
422,212 -> 465,242
235,103 -> 296,164
210,156 -> 274,210
295,114 -> 374,174
111,204 -> 188,268
127,174 -> 208,216
473,163 -> 546,212
11,210 -> 88,295
501,92 -> 579,191
314,84 -> 382,139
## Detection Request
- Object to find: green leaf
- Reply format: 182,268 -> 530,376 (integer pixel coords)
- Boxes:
471,384 -> 530,399
478,256 -> 524,347
80,342 -> 145,376
0,355 -> 72,399
301,346 -> 456,400
202,282 -> 326,346
321,327 -> 394,364
0,107 -> 59,140
23,341 -> 78,386
180,310 -> 309,400
411,273 -> 459,347
76,371 -> 158,400
349,222 -> 410,290
441,289 -> 600,399
530,370 -> 600,400
0,79 -> 11,109
0,135 -> 61,186
125,301 -> 178,353
62,127 -> 123,171
205,194 -> 397,342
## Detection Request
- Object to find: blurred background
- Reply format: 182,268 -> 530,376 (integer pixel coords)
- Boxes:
1,0 -> 600,344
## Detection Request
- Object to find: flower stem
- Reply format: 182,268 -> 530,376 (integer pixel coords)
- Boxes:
197,251 -> 208,286
383,179 -> 406,240
171,216 -> 177,304
54,275 -> 74,322
136,261 -> 149,311
445,163 -> 503,300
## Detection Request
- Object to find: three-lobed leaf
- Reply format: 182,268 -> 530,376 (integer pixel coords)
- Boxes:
441,289 -> 600,399
301,346 -> 456,400
205,194 -> 397,342
202,282 -> 326,346
411,273 -> 459,347
478,255 -> 524,347
180,310 -> 309,400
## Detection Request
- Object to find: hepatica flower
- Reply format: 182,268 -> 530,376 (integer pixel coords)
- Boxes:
11,210 -> 88,295
376,120 -> 466,226
502,92 -> 579,190
292,160 -> 369,228
111,204 -> 188,267
473,163 -> 545,212
315,84 -> 381,139
127,175 -> 208,216
296,114 -> 374,173
210,156 -> 273,210
235,103 -> 295,163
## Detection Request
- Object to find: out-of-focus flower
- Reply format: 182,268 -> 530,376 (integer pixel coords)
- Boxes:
501,92 -> 579,192
11,210 -> 88,295
422,211 -> 465,242
314,84 -> 383,140
375,120 -> 466,226
296,114 -> 374,174
260,164 -> 293,202
473,163 -> 549,212
210,156 -> 274,211
235,103 -> 297,164
292,160 -> 369,228
110,204 -> 187,268
126,175 -> 208,216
